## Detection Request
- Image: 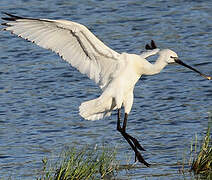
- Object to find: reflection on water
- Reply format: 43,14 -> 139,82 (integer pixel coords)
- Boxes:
0,0 -> 211,179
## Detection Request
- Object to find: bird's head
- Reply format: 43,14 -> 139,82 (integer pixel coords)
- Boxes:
159,49 -> 211,80
144,40 -> 211,80
159,49 -> 178,64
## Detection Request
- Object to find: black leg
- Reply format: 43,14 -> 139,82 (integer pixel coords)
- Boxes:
123,113 -> 145,151
117,109 -> 150,167
117,109 -> 121,130
122,113 -> 128,132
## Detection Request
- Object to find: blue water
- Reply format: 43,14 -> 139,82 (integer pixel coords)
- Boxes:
0,0 -> 211,179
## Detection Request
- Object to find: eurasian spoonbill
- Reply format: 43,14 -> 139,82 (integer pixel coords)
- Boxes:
1,13 -> 211,166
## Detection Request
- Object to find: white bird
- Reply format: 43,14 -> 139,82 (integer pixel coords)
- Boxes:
1,13 -> 211,166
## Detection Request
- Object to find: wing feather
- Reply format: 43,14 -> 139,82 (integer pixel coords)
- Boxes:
2,13 -> 121,89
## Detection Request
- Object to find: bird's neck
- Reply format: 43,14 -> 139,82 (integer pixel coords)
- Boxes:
143,54 -> 168,75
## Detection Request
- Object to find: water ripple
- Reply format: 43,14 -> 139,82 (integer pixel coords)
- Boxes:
0,0 -> 211,179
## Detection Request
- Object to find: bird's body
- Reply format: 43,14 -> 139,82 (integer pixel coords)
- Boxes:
80,53 -> 145,120
2,13 -> 211,166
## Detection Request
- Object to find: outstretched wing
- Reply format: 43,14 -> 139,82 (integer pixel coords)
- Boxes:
1,13 -> 120,89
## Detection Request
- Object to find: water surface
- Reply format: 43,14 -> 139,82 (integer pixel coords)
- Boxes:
0,0 -> 211,179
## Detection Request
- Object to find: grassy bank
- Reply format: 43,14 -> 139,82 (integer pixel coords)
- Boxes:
38,145 -> 119,180
179,115 -> 212,179
191,125 -> 212,179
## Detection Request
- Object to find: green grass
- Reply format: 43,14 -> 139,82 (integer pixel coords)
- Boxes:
38,145 -> 119,180
191,126 -> 212,179
178,115 -> 212,179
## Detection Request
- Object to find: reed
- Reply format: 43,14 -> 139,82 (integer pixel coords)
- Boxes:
178,115 -> 212,180
191,126 -> 212,179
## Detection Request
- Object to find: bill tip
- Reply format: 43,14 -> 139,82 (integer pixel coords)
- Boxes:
201,74 -> 211,80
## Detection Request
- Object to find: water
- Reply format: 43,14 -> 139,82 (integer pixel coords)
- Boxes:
0,0 -> 211,179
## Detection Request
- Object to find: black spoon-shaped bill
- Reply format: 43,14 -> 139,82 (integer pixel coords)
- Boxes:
174,58 -> 211,80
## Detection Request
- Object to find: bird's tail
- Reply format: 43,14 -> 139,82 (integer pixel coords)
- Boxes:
79,96 -> 115,120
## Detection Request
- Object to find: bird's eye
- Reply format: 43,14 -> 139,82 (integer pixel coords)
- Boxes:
170,56 -> 177,59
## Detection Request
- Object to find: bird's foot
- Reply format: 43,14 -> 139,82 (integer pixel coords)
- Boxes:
118,127 -> 145,151
128,134 -> 146,151
119,129 -> 150,167
122,130 -> 145,151
135,151 -> 150,167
